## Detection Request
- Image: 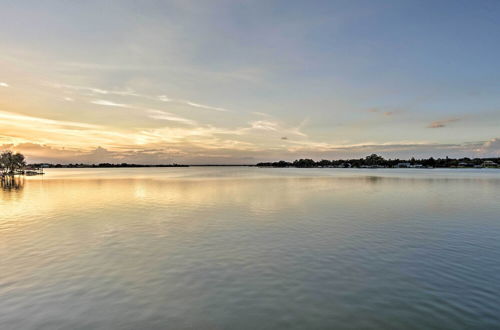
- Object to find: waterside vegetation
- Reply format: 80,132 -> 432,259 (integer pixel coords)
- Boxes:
30,163 -> 189,168
257,154 -> 500,168
1,151 -> 41,177
0,151 -> 43,177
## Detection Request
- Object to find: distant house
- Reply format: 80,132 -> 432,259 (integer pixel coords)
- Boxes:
482,160 -> 498,167
336,163 -> 351,168
396,162 -> 411,168
24,166 -> 44,175
361,165 -> 385,168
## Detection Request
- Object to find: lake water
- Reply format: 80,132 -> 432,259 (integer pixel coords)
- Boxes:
1,167 -> 500,329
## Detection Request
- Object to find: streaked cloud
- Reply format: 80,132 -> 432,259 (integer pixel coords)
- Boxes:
90,100 -> 129,108
183,101 -> 227,112
0,110 -> 100,129
158,95 -> 229,112
0,82 -> 9,87
0,110 -> 140,149
52,83 -> 138,96
147,110 -> 196,125
244,119 -> 307,138
158,95 -> 171,102
252,112 -> 272,117
427,118 -> 461,128
249,120 -> 279,131
4,137 -> 499,165
368,108 -> 396,116
476,138 -> 500,154
53,83 -> 230,112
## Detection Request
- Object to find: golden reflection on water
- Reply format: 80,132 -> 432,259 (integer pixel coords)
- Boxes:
2,177 -> 349,220
1,175 -> 25,189
0,172 -> 410,248
2,169 -> 498,231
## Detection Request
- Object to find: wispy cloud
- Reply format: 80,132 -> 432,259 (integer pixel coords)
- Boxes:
475,138 -> 500,154
4,136 -> 499,165
0,82 -> 9,87
157,95 -> 229,112
247,112 -> 308,138
0,110 -> 101,129
427,118 -> 460,128
280,138 -> 500,159
249,120 -> 279,131
51,83 -> 230,112
89,100 -> 197,126
147,110 -> 197,125
0,110 -> 160,150
2,108 -> 498,163
368,108 -> 396,116
252,112 -> 272,117
184,101 -> 227,112
158,95 -> 171,102
295,118 -> 309,137
52,83 -> 138,96
243,119 -> 307,138
91,100 -> 129,108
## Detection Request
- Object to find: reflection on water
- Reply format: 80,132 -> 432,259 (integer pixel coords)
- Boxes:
1,175 -> 25,191
1,168 -> 500,329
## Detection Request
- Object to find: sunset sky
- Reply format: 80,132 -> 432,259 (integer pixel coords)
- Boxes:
1,0 -> 499,164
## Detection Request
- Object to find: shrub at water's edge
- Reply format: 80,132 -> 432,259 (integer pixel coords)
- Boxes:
0,151 -> 26,175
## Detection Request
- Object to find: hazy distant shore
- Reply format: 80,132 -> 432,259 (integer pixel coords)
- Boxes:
257,154 -> 499,169
19,154 -> 500,170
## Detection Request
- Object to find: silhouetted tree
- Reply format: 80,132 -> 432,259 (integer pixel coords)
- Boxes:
257,154 -> 499,168
293,159 -> 316,168
364,154 -> 385,166
0,151 -> 26,174
318,159 -> 332,167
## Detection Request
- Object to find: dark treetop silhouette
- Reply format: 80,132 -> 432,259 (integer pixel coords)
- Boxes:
0,151 -> 26,175
257,154 -> 499,168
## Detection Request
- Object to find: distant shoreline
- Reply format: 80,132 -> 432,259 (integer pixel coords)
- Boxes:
256,155 -> 499,169
25,154 -> 500,169
28,164 -> 256,168
28,164 -> 499,169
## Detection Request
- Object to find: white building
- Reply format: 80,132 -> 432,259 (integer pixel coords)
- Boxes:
396,163 -> 411,168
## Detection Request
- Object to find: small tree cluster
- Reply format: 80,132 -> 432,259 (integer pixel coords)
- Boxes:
0,151 -> 26,174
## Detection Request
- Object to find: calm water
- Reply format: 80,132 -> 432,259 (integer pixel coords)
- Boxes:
1,167 -> 500,329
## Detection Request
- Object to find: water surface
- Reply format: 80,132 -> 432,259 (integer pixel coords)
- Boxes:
1,168 -> 500,329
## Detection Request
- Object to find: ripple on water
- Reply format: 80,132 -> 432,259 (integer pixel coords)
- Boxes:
1,168 -> 500,329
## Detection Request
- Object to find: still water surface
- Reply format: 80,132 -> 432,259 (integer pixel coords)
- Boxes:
1,167 -> 500,329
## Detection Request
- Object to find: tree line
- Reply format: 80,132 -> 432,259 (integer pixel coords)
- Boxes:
3,150 -> 498,172
30,163 -> 188,168
257,154 -> 500,168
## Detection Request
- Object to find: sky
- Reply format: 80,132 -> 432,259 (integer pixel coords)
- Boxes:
0,0 -> 499,164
